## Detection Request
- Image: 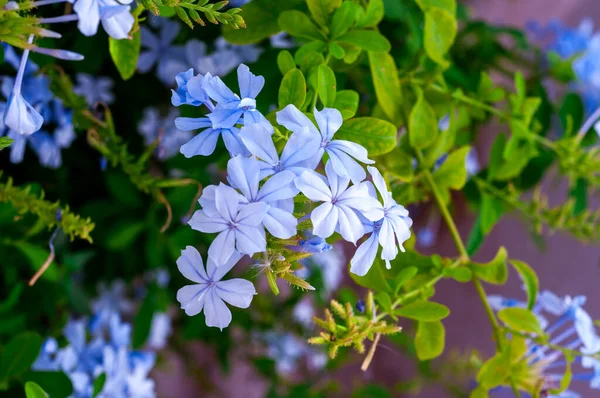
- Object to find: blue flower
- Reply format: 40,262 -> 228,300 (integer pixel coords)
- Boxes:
138,18 -> 187,85
74,73 -> 115,105
226,155 -> 299,238
188,183 -> 270,265
277,105 -> 374,184
350,166 -> 412,276
185,37 -> 263,77
295,161 -> 381,244
171,69 -> 212,108
138,107 -> 193,160
176,116 -> 247,158
239,121 -> 321,179
147,313 -> 171,350
204,64 -> 266,128
74,0 -> 134,40
299,236 -> 332,253
176,245 -> 256,330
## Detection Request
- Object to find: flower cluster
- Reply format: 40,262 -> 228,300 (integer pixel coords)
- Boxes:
170,63 -> 412,329
489,290 -> 600,397
32,312 -> 156,397
138,17 -> 263,85
0,45 -> 76,168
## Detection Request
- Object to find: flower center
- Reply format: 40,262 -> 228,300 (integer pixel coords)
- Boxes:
239,97 -> 256,111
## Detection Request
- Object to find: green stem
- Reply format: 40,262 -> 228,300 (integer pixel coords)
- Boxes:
473,278 -> 503,351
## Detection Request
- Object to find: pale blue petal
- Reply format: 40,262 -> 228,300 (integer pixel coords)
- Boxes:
336,204 -> 364,244
295,170 -> 332,202
207,251 -> 243,280
215,183 -> 241,222
203,289 -> 232,330
379,219 -> 398,261
7,131 -> 26,163
100,5 -> 133,40
235,224 -> 266,255
216,279 -> 256,308
180,128 -> 219,158
237,202 -> 269,226
263,206 -> 297,239
276,104 -> 319,135
208,229 -> 236,266
328,139 -> 373,163
159,17 -> 180,44
199,185 -> 219,217
324,160 -> 350,198
350,233 -> 379,276
314,107 -> 343,140
186,73 -> 210,105
188,210 -> 229,233
237,64 -> 264,99
221,127 -> 249,157
74,0 -> 100,36
243,109 -> 266,125
4,92 -> 43,136
327,146 -> 366,185
227,155 -> 260,201
175,117 -> 212,131
280,128 -> 321,169
209,108 -> 243,129
176,245 -> 208,283
256,170 -> 298,202
238,122 -> 278,165
204,75 -> 239,106
311,202 -> 338,238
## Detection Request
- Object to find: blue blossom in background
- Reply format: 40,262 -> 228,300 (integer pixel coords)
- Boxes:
489,290 -> 600,397
32,313 -> 156,397
147,313 -> 171,350
138,18 -> 187,85
204,64 -> 266,128
74,0 -> 135,40
295,161 -> 381,244
299,236 -> 332,254
138,108 -> 192,160
171,69 -> 212,108
260,331 -> 327,375
350,166 -> 412,276
176,245 -> 256,330
270,32 -> 295,49
188,183 -> 269,265
227,155 -> 299,239
74,73 -> 115,105
277,105 -> 374,184
185,37 -> 263,78
239,121 -> 321,179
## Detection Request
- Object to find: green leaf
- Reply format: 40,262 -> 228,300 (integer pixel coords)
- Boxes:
92,373 -> 106,397
330,1 -> 357,38
105,171 -> 143,208
480,193 -> 504,235
0,332 -> 43,381
350,259 -> 393,295
329,42 -> 346,59
409,93 -> 438,149
550,356 -> 573,395
415,0 -> 456,14
0,137 -> 13,150
395,300 -> 450,321
476,351 -> 510,388
0,283 -> 24,314
24,371 -> 73,397
470,247 -> 508,285
393,266 -> 418,295
336,117 -> 397,156
133,292 -> 156,349
376,292 -> 393,313
279,68 -> 307,109
470,386 -> 489,398
357,0 -> 384,28
277,50 -> 296,75
466,214 -> 484,256
337,29 -> 391,52
423,7 -> 457,67
368,51 -> 403,125
334,90 -> 359,119
317,64 -> 336,107
306,0 -> 341,27
498,307 -> 544,335
444,267 -> 472,283
105,220 -> 145,251
279,10 -> 325,41
24,382 -> 48,398
432,146 -> 471,195
223,0 -> 304,44
510,259 -> 538,310
414,320 -> 445,360
109,30 -> 141,81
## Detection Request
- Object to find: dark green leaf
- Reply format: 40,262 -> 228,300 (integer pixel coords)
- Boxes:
0,283 -> 24,314
25,371 -> 73,398
279,68 -> 307,109
414,320 -> 445,360
368,51 -> 403,125
0,332 -> 43,381
395,300 -> 450,321
0,137 -> 13,150
92,373 -> 106,397
105,221 -> 145,251
357,0 -> 384,28
393,266 -> 418,295
409,93 -> 438,149
510,259 -> 538,310
109,30 -> 141,81
24,382 -> 48,398
279,10 -> 325,41
480,193 -> 504,235
13,242 -> 59,282
133,293 -> 156,348
337,29 -> 391,52
336,117 -> 397,156
277,50 -> 296,75
306,0 -> 341,27
317,64 -> 336,107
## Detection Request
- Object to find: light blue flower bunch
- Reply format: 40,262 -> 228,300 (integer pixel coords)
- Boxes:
170,63 -> 413,330
32,311 -> 156,398
0,45 -> 76,168
528,18 -> 600,114
489,290 -> 600,397
137,107 -> 193,160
